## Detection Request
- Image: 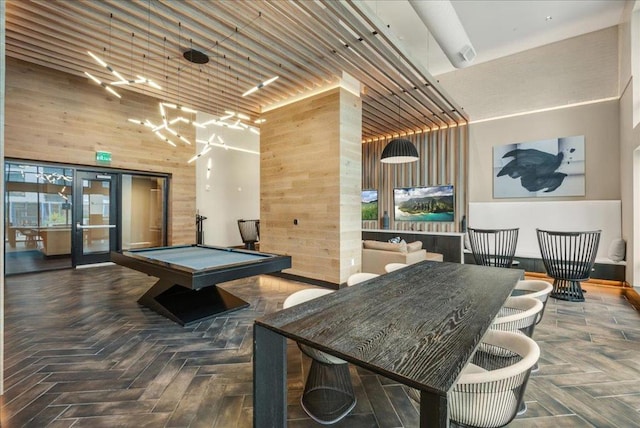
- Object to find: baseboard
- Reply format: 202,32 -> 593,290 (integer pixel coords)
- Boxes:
624,287 -> 640,312
268,272 -> 340,290
524,271 -> 626,288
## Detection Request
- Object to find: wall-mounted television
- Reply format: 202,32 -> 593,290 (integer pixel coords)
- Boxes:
361,189 -> 378,220
394,185 -> 454,222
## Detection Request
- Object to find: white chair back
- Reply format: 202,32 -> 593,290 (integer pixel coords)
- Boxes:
346,272 -> 379,286
492,296 -> 543,338
513,279 -> 553,324
449,330 -> 539,428
283,288 -> 344,365
385,263 -> 408,273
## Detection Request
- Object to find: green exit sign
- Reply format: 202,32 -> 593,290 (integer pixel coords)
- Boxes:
96,151 -> 112,163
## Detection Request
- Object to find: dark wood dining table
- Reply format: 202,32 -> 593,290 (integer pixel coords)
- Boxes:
253,260 -> 524,427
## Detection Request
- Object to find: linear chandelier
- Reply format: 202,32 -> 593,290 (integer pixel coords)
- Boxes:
190,134 -> 259,163
84,14 -> 160,98
241,13 -> 279,98
89,7 -> 269,152
242,75 -> 279,97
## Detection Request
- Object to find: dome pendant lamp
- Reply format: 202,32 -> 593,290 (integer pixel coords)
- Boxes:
380,138 -> 419,164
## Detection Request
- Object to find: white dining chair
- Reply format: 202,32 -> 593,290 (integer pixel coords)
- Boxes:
384,262 -> 408,273
512,280 -> 553,324
408,329 -> 540,428
283,288 -> 356,424
346,272 -> 379,286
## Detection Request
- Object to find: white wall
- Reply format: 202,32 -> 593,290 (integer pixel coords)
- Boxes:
618,1 -> 640,288
195,112 -> 260,247
469,201 -> 622,261
437,23 -> 631,284
466,100 -> 620,203
437,26 -> 619,121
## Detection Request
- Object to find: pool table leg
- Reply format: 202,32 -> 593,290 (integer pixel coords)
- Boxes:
138,278 -> 249,326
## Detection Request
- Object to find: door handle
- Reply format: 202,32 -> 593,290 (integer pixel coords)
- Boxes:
76,223 -> 116,229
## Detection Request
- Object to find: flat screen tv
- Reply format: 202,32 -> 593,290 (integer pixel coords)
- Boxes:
394,185 -> 454,222
361,189 -> 378,220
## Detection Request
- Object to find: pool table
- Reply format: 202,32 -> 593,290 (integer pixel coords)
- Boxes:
111,244 -> 292,325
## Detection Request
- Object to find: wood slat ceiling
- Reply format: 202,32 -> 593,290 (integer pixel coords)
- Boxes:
4,0 -> 468,140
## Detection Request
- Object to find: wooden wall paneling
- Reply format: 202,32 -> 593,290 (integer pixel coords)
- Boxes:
4,57 -> 196,245
261,87 -> 361,285
339,88 -> 363,283
362,125 -> 468,234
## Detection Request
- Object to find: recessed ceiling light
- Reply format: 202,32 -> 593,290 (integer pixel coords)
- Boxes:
545,16 -> 553,21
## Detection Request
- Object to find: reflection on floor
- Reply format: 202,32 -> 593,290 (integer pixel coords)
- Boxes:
4,240 -> 112,275
1,267 -> 639,427
4,246 -> 71,275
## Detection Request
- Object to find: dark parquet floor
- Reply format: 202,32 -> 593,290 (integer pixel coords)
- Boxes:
1,265 -> 639,427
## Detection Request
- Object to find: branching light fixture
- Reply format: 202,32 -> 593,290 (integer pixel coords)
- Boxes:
84,70 -> 121,98
111,73 -> 162,89
121,7 -> 267,155
85,14 -> 160,98
191,132 -> 225,163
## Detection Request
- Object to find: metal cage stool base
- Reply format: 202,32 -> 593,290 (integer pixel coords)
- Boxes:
550,279 -> 585,302
300,360 -> 356,425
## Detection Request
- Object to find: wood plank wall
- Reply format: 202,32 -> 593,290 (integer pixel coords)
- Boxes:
339,89 -> 363,283
4,57 -> 195,245
362,125 -> 468,233
260,87 -> 362,285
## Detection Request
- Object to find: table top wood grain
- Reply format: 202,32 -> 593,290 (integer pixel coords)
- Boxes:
256,261 -> 523,395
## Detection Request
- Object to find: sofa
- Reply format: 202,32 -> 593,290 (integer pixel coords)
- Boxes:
362,239 -> 443,275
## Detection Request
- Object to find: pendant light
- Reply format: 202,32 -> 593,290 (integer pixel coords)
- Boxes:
380,138 -> 419,163
381,90 -> 419,163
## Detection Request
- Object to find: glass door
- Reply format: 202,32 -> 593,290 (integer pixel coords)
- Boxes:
73,171 -> 118,265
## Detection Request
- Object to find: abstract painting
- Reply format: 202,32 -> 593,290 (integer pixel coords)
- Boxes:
493,136 -> 585,198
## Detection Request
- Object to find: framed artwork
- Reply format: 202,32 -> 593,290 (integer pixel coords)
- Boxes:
493,135 -> 585,198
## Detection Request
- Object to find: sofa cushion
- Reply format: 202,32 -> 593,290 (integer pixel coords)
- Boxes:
407,241 -> 423,252
362,248 -> 427,275
363,240 -> 407,253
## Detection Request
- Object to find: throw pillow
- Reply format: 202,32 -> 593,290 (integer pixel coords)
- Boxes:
464,232 -> 471,250
608,238 -> 626,262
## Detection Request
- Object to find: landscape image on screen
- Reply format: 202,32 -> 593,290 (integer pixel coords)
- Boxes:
394,185 -> 454,222
361,190 -> 378,220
